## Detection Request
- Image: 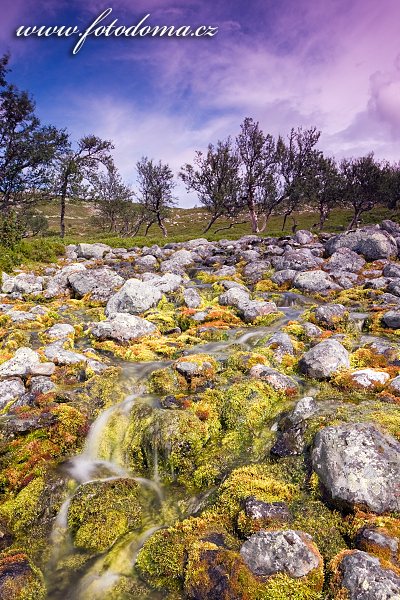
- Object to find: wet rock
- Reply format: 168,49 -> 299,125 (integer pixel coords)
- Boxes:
332,550 -> 400,600
312,304 -> 347,328
45,323 -> 75,341
299,339 -> 350,379
0,348 -> 41,378
326,228 -> 397,260
355,526 -> 399,565
89,313 -> 157,342
249,365 -> 298,393
312,423 -> 400,514
105,278 -> 162,316
76,242 -> 111,259
243,498 -> 292,525
382,311 -> 400,329
240,530 -> 321,578
293,270 -> 341,294
0,550 -> 46,599
350,369 -> 390,388
0,378 -> 25,410
68,267 -> 124,301
183,288 -> 202,309
263,332 -> 294,361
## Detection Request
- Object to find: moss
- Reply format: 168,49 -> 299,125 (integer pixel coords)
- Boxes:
67,478 -> 142,553
227,351 -> 270,373
0,477 -> 45,535
148,367 -> 180,394
254,279 -> 279,292
252,311 -> 284,326
0,549 -> 46,600
144,297 -> 179,333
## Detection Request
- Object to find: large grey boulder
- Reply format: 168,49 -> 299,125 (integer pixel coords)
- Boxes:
183,288 -> 201,309
46,323 -> 75,341
43,342 -> 89,366
219,287 -> 277,323
273,248 -> 324,271
333,550 -> 400,600
271,269 -> 297,286
242,260 -> 271,283
312,304 -> 347,328
240,530 -> 321,578
326,229 -> 397,261
105,278 -> 162,317
0,348 -> 41,378
324,248 -> 366,273
293,270 -> 341,293
134,255 -> 158,272
312,423 -> 400,514
382,311 -> 400,329
68,267 -> 124,301
89,313 -> 157,343
44,263 -> 86,298
383,263 -> 400,278
299,339 -> 350,379
2,272 -> 43,295
76,243 -> 111,259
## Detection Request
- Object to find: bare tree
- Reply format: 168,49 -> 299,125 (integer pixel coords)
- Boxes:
179,138 -> 243,232
135,157 -> 176,237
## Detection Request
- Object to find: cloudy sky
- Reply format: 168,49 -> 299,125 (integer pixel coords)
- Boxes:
2,0 -> 400,206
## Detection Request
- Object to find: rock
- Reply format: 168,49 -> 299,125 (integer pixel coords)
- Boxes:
242,260 -> 271,283
355,527 -> 399,564
271,269 -> 297,286
44,263 -> 86,298
219,287 -> 278,323
76,242 -> 111,259
0,550 -> 46,600
68,267 -> 124,301
151,273 -> 182,293
1,273 -> 43,295
299,339 -> 350,379
387,375 -> 400,396
45,323 -> 75,341
30,362 -> 55,376
383,263 -> 400,278
303,322 -> 323,339
243,498 -> 292,525
271,397 -> 319,458
332,550 -> 400,600
290,396 -> 318,424
183,288 -> 201,309
89,313 -> 157,343
382,311 -> 400,329
0,378 -> 25,410
312,304 -> 347,328
324,248 -> 366,273
249,365 -> 298,393
293,270 -> 341,294
44,342 -> 89,366
0,348 -> 41,378
294,230 -> 314,245
219,287 -> 250,307
312,423 -> 400,513
274,249 -> 324,271
134,255 -> 158,272
240,530 -> 321,578
6,310 -> 37,323
326,229 -> 397,261
30,376 -> 56,395
263,332 -> 294,361
105,278 -> 162,316
350,369 -> 390,388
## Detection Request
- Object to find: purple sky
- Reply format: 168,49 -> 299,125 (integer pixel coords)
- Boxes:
1,0 -> 400,206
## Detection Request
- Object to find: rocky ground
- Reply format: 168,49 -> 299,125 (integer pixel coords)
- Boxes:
0,221 -> 399,599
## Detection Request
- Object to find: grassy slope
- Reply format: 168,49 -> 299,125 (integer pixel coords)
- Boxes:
37,199 -> 398,248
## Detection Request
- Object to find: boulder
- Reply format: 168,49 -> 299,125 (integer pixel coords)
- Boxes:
324,248 -> 366,273
293,270 -> 341,294
240,530 -> 321,578
382,311 -> 400,329
30,376 -> 56,395
263,332 -> 294,360
1,273 -> 43,295
312,304 -> 347,328
299,339 -> 350,379
43,342 -> 89,366
45,323 -> 75,341
0,348 -> 41,378
89,313 -> 157,343
0,378 -> 25,410
183,288 -> 201,309
249,365 -> 298,393
44,263 -> 86,298
350,369 -> 390,388
68,267 -> 124,301
271,269 -> 297,286
105,278 -> 162,317
76,243 -> 111,259
312,423 -> 400,513
0,550 -> 45,600
273,249 -> 324,271
243,498 -> 292,525
332,550 -> 400,600
387,375 -> 400,396
325,229 -> 397,261
293,230 -> 314,245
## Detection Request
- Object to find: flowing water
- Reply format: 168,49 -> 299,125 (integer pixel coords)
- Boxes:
45,295 -> 311,599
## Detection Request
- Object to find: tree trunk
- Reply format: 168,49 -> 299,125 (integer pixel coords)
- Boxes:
144,220 -> 155,236
203,214 -> 219,234
347,209 -> 361,231
247,193 -> 259,233
157,212 -> 167,237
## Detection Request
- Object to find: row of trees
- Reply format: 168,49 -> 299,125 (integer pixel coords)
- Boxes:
1,53 -> 399,239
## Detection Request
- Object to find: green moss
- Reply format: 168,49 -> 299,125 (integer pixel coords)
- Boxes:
0,478 -> 45,535
67,478 -> 142,553
252,311 -> 284,326
0,549 -> 46,600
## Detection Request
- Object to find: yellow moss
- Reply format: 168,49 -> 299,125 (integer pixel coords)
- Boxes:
0,477 -> 45,535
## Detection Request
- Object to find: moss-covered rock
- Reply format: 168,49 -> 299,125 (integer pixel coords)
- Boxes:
0,549 -> 46,600
67,478 -> 142,553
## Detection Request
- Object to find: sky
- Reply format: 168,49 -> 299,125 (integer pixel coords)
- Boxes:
1,0 -> 400,207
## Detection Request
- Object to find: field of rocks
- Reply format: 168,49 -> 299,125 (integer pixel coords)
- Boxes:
0,221 -> 399,599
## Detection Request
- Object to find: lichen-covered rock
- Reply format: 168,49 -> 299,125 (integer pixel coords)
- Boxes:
1,272 -> 43,295
67,478 -> 141,553
183,287 -> 202,309
312,304 -> 347,328
382,311 -> 400,329
293,270 -> 341,293
105,278 -> 162,316
44,263 -> 86,298
355,526 -> 399,565
387,375 -> 400,396
299,339 -> 350,379
240,529 -> 322,578
43,341 -> 89,365
331,550 -> 400,600
89,313 -> 157,342
312,423 -> 400,514
324,247 -> 366,273
326,228 -> 398,260
0,550 -> 46,599
68,267 -> 124,301
0,348 -> 41,378
76,242 -> 111,259
243,498 -> 292,526
30,376 -> 56,395
263,332 -> 294,361
350,369 -> 390,388
0,378 -> 25,410
271,269 -> 297,286
45,323 -> 75,341
249,365 -> 298,394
